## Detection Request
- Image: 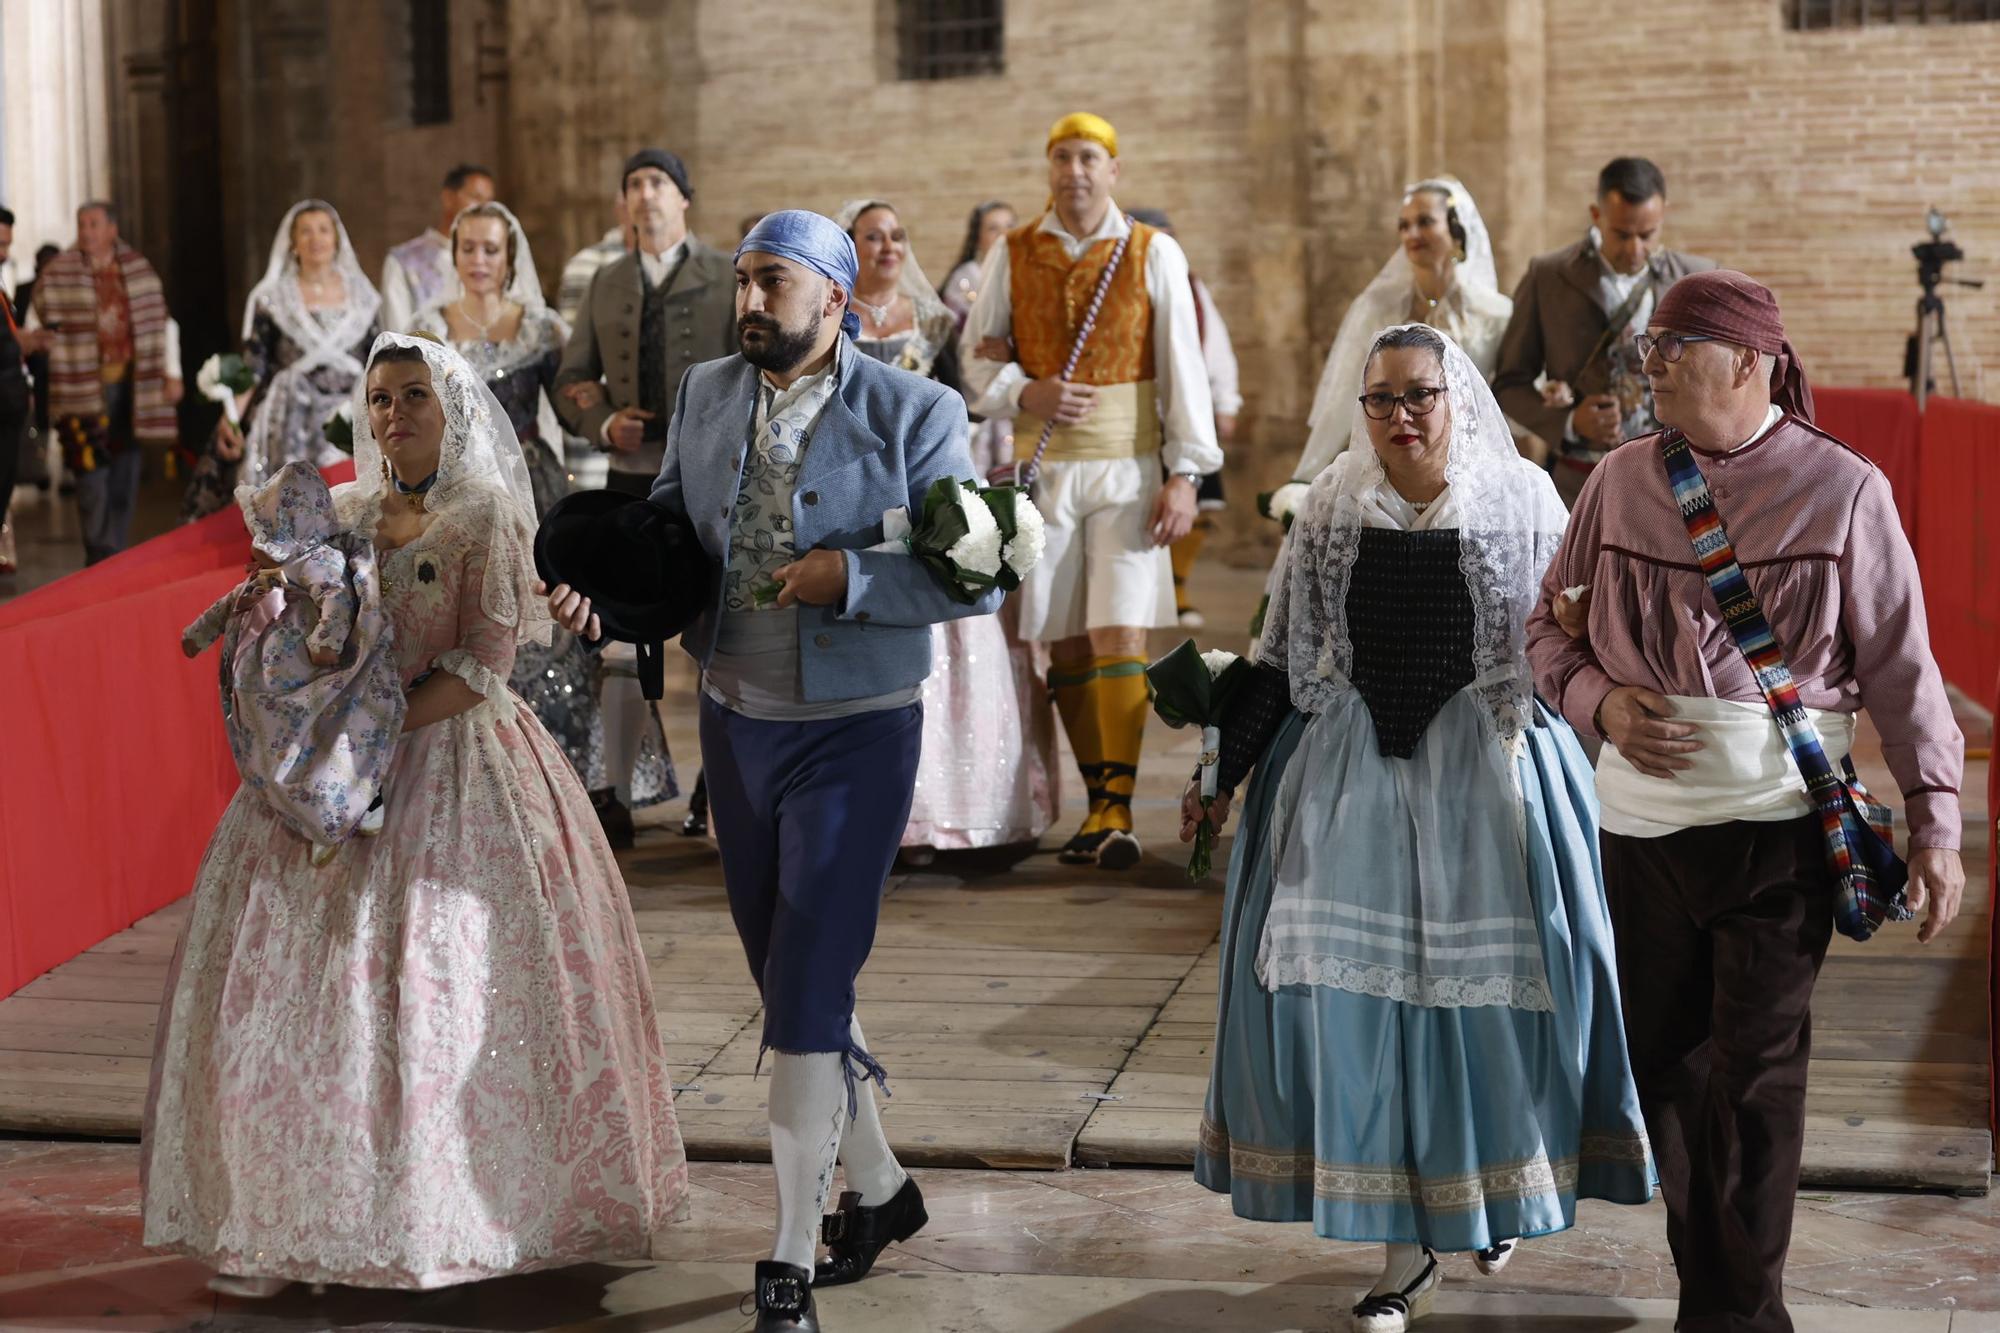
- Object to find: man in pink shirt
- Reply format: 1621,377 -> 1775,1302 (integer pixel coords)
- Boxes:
1527,271 -> 1966,1333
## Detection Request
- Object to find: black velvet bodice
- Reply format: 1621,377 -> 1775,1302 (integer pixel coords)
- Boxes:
1345,528 -> 1476,758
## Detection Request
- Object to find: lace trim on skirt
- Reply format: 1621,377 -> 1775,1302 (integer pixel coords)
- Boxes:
1256,955 -> 1555,1012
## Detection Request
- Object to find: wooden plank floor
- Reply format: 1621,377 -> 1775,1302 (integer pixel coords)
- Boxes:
0,560 -> 1989,1191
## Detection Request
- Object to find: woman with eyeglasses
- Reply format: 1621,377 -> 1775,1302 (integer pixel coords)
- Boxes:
1186,324 -> 1654,1332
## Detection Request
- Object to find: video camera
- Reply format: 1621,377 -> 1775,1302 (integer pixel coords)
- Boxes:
1914,208 -> 1965,296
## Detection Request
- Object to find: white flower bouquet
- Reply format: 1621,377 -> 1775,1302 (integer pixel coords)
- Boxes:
1146,640 -> 1251,880
196,353 -> 256,425
903,477 -> 1046,604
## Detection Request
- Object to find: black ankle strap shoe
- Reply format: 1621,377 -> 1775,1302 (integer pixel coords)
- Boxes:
814,1176 -> 929,1287
751,1260 -> 820,1331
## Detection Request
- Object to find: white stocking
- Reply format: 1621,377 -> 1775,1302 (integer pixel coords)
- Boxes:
599,666 -> 652,804
837,1016 -> 907,1207
768,1051 -> 847,1270
1372,1242 -> 1429,1296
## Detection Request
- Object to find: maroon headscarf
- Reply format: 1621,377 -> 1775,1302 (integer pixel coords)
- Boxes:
1650,269 -> 1815,423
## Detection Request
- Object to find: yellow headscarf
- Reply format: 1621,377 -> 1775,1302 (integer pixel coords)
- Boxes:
1046,112 -> 1118,158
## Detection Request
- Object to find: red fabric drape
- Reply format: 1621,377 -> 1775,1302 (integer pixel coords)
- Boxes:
1811,387 -> 1922,546
0,569 -> 243,994
0,461 -> 354,997
1915,398 -> 2000,698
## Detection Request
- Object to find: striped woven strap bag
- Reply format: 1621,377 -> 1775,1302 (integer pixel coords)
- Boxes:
1659,431 -> 1911,942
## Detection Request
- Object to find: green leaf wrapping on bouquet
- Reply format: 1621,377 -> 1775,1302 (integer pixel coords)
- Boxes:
321,410 -> 354,453
1143,637 -> 1249,730
906,475 -> 999,605
214,353 -> 258,395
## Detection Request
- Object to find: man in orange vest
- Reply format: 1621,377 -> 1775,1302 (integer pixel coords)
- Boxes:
960,112 -> 1222,870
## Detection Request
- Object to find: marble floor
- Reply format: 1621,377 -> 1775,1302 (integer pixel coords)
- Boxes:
1,1140 -> 1995,1331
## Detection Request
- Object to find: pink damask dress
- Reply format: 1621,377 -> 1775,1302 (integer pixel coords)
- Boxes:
142,486 -> 688,1289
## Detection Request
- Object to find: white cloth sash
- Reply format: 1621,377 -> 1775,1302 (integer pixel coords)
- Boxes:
1595,695 -> 1856,838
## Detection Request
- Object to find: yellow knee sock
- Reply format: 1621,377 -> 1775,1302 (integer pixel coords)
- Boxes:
1169,524 -> 1207,614
1091,656 -> 1151,834
1049,659 -> 1108,836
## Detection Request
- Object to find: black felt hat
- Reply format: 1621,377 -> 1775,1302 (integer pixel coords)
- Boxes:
534,489 -> 713,700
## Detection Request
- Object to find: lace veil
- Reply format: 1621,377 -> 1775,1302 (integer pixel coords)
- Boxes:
431,200 -> 551,317
340,332 -> 553,646
834,198 -> 960,377
240,199 -> 383,486
1294,177 -> 1512,481
417,201 -> 569,452
1259,323 -> 1567,753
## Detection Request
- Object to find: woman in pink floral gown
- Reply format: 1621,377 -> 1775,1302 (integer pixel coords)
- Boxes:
141,333 -> 687,1294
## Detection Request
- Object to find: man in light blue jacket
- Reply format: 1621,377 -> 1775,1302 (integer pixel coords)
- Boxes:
548,210 -> 994,1333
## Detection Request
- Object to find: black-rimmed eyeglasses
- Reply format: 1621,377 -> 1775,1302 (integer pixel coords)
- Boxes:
1357,386 -> 1447,420
1633,332 -> 1717,364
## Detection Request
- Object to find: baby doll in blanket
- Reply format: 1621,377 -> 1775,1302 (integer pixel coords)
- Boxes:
182,461 -> 405,865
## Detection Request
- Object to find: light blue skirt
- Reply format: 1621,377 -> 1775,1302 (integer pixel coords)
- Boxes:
1193,700 -> 1655,1251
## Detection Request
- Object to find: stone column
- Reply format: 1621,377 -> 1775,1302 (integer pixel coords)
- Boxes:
505,0 -> 697,277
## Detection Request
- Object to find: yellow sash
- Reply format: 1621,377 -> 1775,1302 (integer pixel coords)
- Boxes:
1014,380 -> 1160,462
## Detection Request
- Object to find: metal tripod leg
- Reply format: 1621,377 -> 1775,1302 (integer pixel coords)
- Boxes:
1936,311 -> 1962,400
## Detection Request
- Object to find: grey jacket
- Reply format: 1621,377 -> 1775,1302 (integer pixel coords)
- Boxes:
1491,235 -> 1716,445
554,237 -> 737,478
649,349 -> 1002,702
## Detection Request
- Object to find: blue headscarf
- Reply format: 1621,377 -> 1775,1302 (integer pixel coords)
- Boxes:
736,209 -> 862,338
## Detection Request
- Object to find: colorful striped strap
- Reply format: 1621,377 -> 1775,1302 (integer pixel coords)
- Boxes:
1659,431 -> 1908,938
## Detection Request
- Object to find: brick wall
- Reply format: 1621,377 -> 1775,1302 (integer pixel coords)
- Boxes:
676,0 -> 1252,352
1541,0 -> 2000,397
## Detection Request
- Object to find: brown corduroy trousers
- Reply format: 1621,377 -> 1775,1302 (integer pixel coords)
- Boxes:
1601,815 -> 1834,1333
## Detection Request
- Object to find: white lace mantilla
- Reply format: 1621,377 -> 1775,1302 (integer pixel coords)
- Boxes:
1259,330 -> 1567,754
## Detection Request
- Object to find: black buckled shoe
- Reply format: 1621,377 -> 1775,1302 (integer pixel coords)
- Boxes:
750,1260 -> 820,1331
814,1176 -> 929,1287
591,788 -> 635,850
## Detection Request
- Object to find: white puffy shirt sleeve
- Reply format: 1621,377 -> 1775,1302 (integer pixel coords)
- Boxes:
1195,280 -> 1240,418
1146,233 -> 1222,476
957,242 -> 1023,419
379,254 -> 414,334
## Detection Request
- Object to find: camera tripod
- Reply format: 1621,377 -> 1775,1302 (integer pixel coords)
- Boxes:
1906,232 -> 1982,409
1909,288 -> 1959,411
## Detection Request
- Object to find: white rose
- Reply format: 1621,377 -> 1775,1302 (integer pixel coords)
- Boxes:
945,481 -> 1004,580
1001,494 -> 1046,575
1268,481 -> 1309,526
